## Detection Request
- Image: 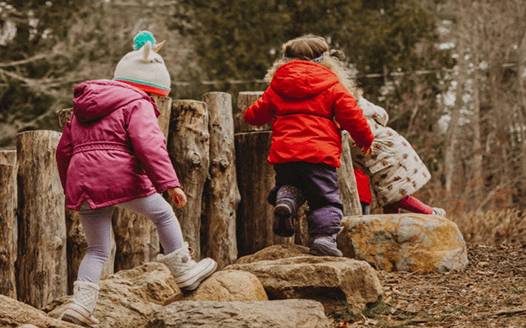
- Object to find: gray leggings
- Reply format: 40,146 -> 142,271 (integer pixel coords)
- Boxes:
77,193 -> 184,284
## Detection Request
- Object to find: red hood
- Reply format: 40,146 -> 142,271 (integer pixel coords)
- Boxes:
73,80 -> 159,123
270,61 -> 339,99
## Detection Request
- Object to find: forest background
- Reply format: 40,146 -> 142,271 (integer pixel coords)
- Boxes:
1,0 -> 526,245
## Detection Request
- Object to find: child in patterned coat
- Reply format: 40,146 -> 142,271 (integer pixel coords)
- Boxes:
350,96 -> 446,217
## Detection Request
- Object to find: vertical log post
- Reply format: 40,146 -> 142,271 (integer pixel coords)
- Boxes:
337,131 -> 362,216
0,162 -> 17,299
167,100 -> 209,260
0,150 -> 17,165
201,92 -> 240,269
55,109 -> 116,292
16,131 -> 67,308
235,92 -> 294,257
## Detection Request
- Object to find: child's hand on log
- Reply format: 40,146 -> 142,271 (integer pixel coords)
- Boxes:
168,187 -> 187,208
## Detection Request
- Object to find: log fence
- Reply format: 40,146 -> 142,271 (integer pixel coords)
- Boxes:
0,91 -> 361,308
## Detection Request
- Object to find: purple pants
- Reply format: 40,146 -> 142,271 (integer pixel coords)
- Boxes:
268,162 -> 343,237
77,193 -> 184,284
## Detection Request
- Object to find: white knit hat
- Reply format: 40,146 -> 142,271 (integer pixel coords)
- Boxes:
113,31 -> 171,96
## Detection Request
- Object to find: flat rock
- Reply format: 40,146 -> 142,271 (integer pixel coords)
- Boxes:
226,254 -> 383,312
147,300 -> 330,328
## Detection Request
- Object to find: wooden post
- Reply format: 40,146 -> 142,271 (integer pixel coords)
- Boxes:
0,150 -> 16,165
235,92 -> 294,257
235,91 -> 268,133
16,131 -> 67,308
167,100 -> 209,259
338,131 -> 362,216
151,95 -> 173,139
0,163 -> 17,299
201,92 -> 241,269
55,109 -> 116,290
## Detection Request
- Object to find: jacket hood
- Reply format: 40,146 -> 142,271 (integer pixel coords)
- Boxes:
270,61 -> 339,99
73,80 -> 159,123
358,97 -> 389,127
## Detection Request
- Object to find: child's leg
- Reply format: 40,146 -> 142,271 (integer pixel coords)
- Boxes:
302,163 -> 343,257
303,163 -> 343,237
77,203 -> 115,284
395,195 -> 433,214
118,193 -> 183,254
120,193 -> 217,291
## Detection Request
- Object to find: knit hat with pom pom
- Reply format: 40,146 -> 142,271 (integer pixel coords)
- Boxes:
113,31 -> 171,96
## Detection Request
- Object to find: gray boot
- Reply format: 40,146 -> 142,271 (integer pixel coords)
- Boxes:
309,233 -> 343,257
157,242 -> 217,291
61,281 -> 100,328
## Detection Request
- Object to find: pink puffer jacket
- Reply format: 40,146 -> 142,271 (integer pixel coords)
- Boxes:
56,80 -> 181,210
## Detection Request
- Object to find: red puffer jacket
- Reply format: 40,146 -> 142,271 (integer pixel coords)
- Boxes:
56,80 -> 181,210
244,60 -> 373,167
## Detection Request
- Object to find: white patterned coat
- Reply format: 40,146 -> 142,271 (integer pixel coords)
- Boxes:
350,97 -> 431,207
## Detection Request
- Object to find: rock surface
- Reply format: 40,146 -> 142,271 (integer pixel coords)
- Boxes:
183,269 -> 268,301
338,214 -> 469,273
148,300 -> 331,328
228,246 -> 383,313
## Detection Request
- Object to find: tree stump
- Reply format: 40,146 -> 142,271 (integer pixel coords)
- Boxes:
235,91 -> 295,256
16,131 -> 67,308
167,100 -> 210,259
338,131 -> 362,216
151,95 -> 173,139
55,108 -> 73,131
235,91 -> 268,133
0,163 -> 17,299
55,109 -> 117,289
201,92 -> 241,268
0,150 -> 16,165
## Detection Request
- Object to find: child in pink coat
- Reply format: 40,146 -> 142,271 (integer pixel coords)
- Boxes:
56,31 -> 216,327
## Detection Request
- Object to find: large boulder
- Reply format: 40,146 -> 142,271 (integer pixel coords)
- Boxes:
338,214 -> 469,273
44,262 -> 182,327
227,250 -> 383,313
183,270 -> 268,301
0,295 -> 77,328
148,300 -> 330,328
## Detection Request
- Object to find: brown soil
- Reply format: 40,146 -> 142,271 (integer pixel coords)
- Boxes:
330,244 -> 526,327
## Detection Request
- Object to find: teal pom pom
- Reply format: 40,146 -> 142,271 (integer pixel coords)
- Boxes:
133,31 -> 156,50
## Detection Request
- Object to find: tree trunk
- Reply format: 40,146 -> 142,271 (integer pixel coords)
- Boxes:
445,28 -> 467,193
0,150 -> 16,165
167,100 -> 210,260
55,109 -> 116,289
235,131 -> 294,256
151,95 -> 173,139
201,92 -> 240,269
16,131 -> 67,308
55,108 -> 73,131
0,163 -> 17,299
235,91 -> 266,133
339,131 -> 362,216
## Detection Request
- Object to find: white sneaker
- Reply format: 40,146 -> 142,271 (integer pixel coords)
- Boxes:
61,303 -> 100,328
432,207 -> 446,217
61,281 -> 100,328
157,242 -> 217,291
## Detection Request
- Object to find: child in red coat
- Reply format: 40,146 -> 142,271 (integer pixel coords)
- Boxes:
244,34 -> 373,257
355,168 -> 372,214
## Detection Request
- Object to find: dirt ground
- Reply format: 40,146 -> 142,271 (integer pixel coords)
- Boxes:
330,243 -> 526,328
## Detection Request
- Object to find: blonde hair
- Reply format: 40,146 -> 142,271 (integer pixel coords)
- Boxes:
265,34 -> 359,97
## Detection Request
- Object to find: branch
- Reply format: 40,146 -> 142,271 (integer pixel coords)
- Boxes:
0,54 -> 47,68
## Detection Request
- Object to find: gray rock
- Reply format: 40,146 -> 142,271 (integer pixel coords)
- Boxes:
148,300 -> 330,328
